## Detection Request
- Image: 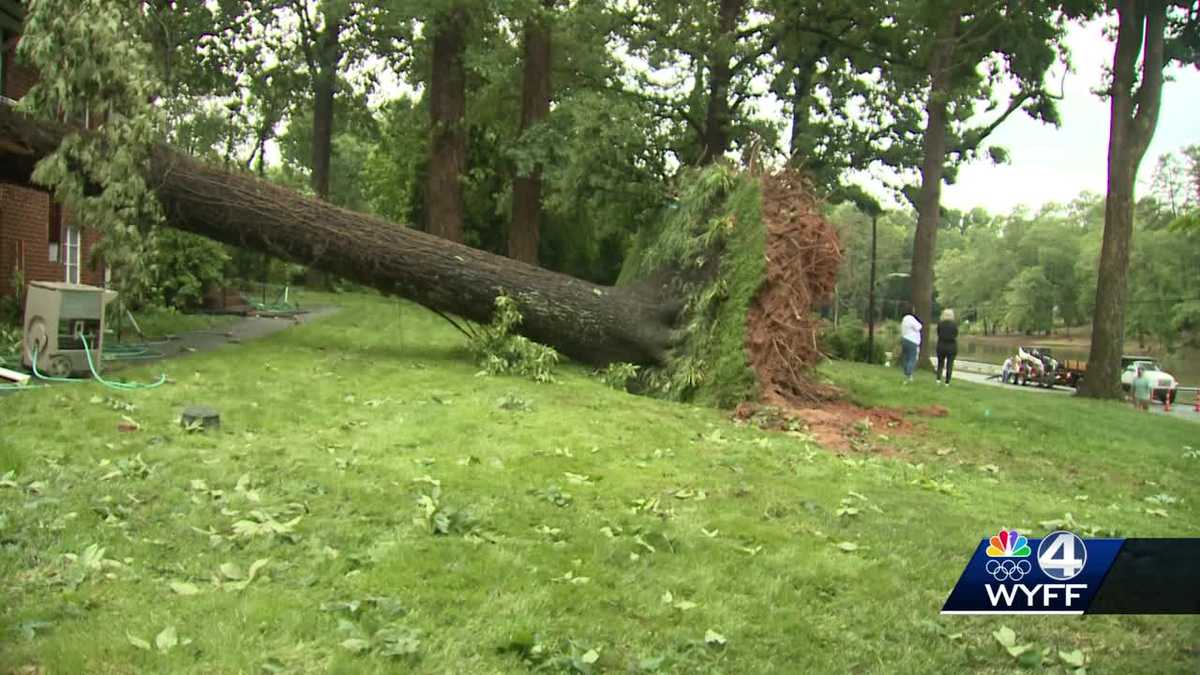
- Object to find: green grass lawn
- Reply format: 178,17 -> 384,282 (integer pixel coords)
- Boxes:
1,292 -> 1197,673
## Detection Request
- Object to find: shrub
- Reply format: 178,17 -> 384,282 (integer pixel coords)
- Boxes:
598,362 -> 639,390
151,230 -> 230,310
468,294 -> 560,383
1,267 -> 25,325
820,316 -> 887,364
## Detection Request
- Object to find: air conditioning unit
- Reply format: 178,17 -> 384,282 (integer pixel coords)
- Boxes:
22,281 -> 117,377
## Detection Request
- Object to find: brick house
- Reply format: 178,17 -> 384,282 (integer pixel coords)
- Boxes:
1,0 -> 105,301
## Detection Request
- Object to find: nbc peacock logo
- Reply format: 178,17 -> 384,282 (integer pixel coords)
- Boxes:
984,529 -> 1032,581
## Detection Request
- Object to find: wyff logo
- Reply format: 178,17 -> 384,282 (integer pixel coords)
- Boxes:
1036,530 -> 1087,581
942,530 -> 1119,615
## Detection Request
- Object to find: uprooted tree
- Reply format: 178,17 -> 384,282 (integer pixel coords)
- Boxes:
0,102 -> 841,407
2,0 -> 842,409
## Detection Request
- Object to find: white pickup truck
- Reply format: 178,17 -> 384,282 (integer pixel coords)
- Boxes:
1120,358 -> 1179,405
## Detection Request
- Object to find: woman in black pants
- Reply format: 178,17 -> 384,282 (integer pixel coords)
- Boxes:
936,309 -> 958,385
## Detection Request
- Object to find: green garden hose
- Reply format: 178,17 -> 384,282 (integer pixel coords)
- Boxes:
82,335 -> 166,390
103,343 -> 166,360
29,344 -> 84,384
28,338 -> 166,390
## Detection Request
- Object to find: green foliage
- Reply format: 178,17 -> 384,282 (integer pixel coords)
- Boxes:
149,230 -> 230,311
598,362 -> 640,391
1,268 -> 24,326
1002,267 -> 1056,334
622,165 -> 742,281
468,295 -> 560,383
360,96 -> 427,225
412,478 -> 479,537
0,324 -> 21,367
820,317 -> 886,365
20,0 -> 167,308
622,165 -> 765,407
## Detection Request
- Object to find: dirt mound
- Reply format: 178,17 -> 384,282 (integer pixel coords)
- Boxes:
745,170 -> 842,407
734,401 -> 914,453
910,405 -> 949,417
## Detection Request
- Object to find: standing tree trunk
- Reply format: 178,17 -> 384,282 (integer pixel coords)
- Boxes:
909,10 -> 960,368
1080,0 -> 1164,399
509,0 -> 554,265
302,8 -> 343,289
698,0 -> 745,165
427,4 -> 469,243
310,20 -> 339,200
787,51 -> 818,164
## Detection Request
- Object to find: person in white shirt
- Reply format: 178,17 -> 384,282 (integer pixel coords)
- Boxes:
899,307 -> 922,384
1001,356 -> 1014,384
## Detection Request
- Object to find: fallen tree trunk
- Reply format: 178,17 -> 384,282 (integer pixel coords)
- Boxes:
0,104 -> 674,366
1,104 -> 843,409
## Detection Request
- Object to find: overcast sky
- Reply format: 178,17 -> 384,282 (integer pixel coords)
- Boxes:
938,18 -> 1200,215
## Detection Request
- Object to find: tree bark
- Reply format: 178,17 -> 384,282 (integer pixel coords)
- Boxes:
1080,0 -> 1165,399
698,0 -> 745,165
427,4 -> 469,243
509,0 -> 554,265
787,57 -> 817,164
909,9 -> 960,368
310,18 -> 339,200
0,104 -> 675,367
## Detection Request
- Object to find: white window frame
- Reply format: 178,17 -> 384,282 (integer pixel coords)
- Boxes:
64,225 -> 80,284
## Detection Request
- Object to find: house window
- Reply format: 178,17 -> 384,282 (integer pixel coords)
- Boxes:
48,200 -> 62,262
64,226 -> 80,284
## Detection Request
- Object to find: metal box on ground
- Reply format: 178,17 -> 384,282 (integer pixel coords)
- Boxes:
22,281 -> 118,377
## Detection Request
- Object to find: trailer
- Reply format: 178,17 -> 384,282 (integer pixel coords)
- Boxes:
1006,346 -> 1057,388
1023,346 -> 1085,388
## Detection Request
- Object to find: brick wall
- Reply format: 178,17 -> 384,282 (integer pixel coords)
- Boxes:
0,185 -> 105,298
0,35 -> 105,299
2,35 -> 37,100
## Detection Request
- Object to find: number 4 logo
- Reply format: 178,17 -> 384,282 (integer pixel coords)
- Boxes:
1037,531 -> 1087,581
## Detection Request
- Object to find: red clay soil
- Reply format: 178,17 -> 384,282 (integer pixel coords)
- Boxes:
744,170 -> 843,408
734,400 -> 916,454
739,173 -> 930,453
909,404 -> 949,417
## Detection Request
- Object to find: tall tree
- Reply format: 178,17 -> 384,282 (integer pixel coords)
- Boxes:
302,3 -> 343,199
908,6 -> 960,361
427,3 -> 470,242
768,0 -> 913,193
277,1 -> 408,199
698,0 -> 747,164
622,0 -> 773,166
509,0 -> 556,264
891,0 -> 1084,365
1080,0 -> 1197,398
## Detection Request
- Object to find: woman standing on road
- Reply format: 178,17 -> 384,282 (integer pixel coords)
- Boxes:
900,307 -> 922,384
936,309 -> 958,385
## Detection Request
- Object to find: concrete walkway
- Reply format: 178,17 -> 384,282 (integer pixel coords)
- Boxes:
107,305 -> 340,368
1,306 -> 339,395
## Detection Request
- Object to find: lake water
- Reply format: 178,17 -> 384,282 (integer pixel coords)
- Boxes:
957,337 -> 1200,387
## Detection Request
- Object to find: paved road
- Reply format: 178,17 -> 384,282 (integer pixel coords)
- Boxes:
951,359 -> 1200,423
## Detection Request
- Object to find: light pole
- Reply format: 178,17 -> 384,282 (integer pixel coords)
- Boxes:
867,212 -> 877,360
872,272 -> 911,361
